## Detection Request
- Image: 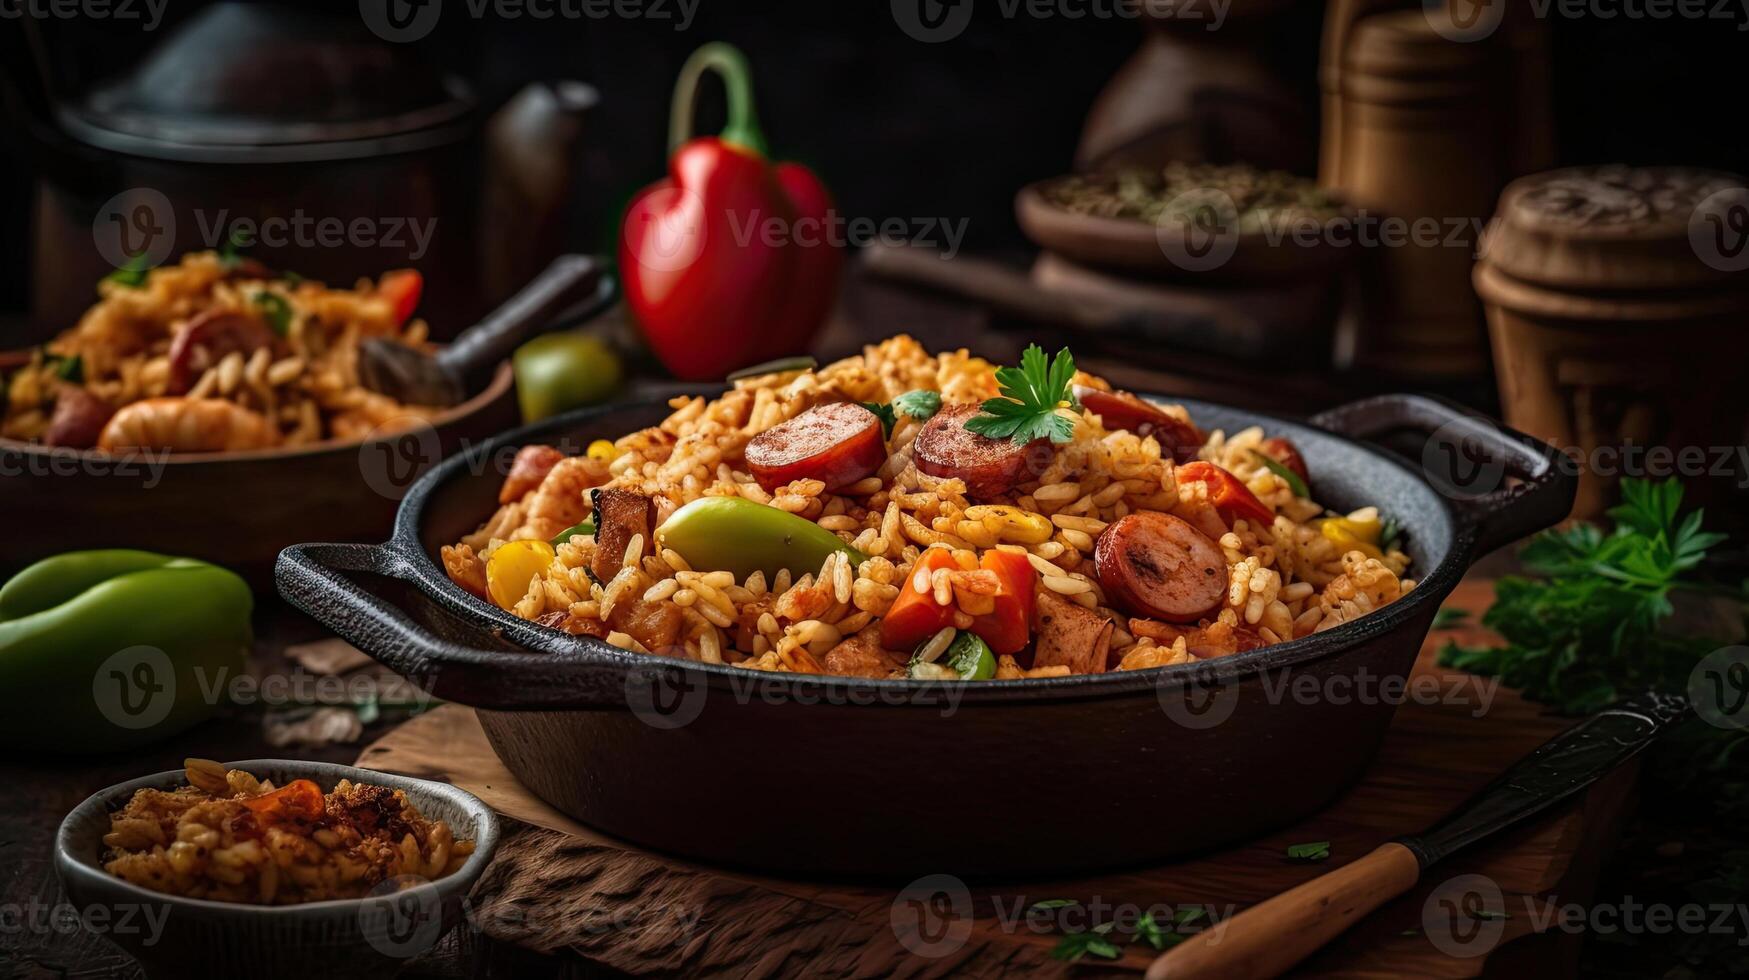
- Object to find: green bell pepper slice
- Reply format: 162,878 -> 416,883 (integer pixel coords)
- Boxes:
0,550 -> 252,754
655,496 -> 868,581
942,631 -> 997,680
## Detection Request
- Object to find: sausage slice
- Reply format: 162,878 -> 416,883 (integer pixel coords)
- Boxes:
1074,386 -> 1204,463
42,388 -> 114,449
1093,512 -> 1226,623
744,401 -> 886,492
912,403 -> 1050,499
1032,590 -> 1113,674
590,488 -> 656,583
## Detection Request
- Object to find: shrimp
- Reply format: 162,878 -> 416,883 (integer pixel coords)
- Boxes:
522,456 -> 610,541
97,397 -> 280,453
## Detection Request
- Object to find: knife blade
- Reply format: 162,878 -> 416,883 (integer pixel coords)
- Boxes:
1146,689 -> 1691,980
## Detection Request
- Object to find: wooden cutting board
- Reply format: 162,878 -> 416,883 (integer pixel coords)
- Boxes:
355,580 -> 1635,978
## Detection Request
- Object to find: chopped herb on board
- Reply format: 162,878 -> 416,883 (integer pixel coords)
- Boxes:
1050,922 -> 1122,962
1286,841 -> 1332,862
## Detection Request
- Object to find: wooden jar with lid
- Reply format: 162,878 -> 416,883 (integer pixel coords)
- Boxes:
1476,166 -> 1749,519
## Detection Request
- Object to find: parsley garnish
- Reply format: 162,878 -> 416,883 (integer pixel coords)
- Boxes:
218,228 -> 250,269
47,353 -> 83,383
1251,448 -> 1308,497
1136,912 -> 1178,951
253,291 -> 293,336
1286,840 -> 1331,862
103,253 -> 152,289
893,389 -> 941,421
861,401 -> 897,438
965,344 -> 1080,445
1378,513 -> 1403,553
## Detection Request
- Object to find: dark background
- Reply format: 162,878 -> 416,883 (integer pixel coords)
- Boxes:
2,0 -> 1747,331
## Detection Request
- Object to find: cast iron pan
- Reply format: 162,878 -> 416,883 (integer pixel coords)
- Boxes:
277,392 -> 1574,878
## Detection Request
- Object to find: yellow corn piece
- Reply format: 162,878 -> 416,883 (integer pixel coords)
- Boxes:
486,539 -> 557,610
1339,506 -> 1382,543
586,439 -> 621,463
1317,518 -> 1383,560
964,505 -> 1054,545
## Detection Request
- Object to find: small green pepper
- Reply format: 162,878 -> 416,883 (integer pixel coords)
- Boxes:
513,332 -> 624,423
655,496 -> 868,581
0,550 -> 252,754
550,520 -> 596,547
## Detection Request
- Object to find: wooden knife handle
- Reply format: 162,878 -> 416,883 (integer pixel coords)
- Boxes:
1145,842 -> 1421,980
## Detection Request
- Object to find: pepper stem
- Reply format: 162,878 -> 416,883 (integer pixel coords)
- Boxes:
668,42 -> 768,157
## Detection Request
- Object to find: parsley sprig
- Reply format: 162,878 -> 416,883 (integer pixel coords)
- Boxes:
965,344 -> 1080,445
1440,478 -> 1731,714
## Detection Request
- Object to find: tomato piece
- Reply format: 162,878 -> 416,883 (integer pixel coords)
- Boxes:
1176,461 -> 1275,528
378,270 -> 423,325
241,779 -> 325,826
879,548 -> 960,652
1074,386 -> 1204,463
1258,437 -> 1310,488
970,549 -> 1036,655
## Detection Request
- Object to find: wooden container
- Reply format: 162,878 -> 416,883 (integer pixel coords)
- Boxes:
1475,166 -> 1749,519
1330,11 -> 1505,377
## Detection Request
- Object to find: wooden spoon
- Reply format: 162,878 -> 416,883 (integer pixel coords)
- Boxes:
358,253 -> 610,407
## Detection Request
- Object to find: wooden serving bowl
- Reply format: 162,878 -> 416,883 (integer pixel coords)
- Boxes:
0,364 -> 516,587
1015,177 -> 1359,285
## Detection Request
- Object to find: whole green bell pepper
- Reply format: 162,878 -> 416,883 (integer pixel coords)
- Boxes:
0,550 -> 252,754
656,496 -> 868,581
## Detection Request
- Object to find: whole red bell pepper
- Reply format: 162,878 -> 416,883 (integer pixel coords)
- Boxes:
620,43 -> 841,380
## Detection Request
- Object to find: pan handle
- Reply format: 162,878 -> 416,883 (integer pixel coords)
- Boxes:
274,542 -> 644,710
1311,394 -> 1576,558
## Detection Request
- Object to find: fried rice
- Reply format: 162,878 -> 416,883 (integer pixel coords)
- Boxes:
443,335 -> 1413,678
102,760 -> 473,905
3,252 -> 439,452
